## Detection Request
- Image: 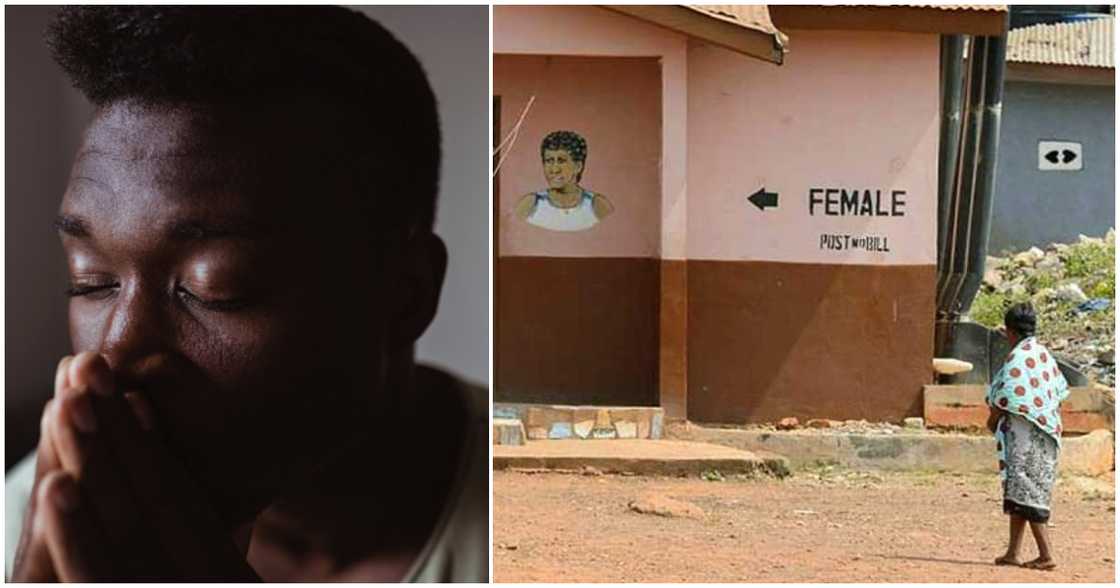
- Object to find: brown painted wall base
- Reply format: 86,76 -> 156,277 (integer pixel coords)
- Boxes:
497,257 -> 936,423
687,261 -> 936,424
496,256 -> 660,406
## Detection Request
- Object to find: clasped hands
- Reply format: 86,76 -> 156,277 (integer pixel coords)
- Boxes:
11,352 -> 258,581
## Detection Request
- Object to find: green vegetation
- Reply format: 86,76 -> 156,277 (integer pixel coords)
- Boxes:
969,231 -> 1115,386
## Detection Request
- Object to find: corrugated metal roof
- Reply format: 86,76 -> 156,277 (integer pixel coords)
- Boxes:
1007,17 -> 1114,68
605,5 -> 787,64
685,4 -> 790,48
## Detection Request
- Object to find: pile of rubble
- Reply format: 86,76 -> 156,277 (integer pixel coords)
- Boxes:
972,231 -> 1115,386
741,417 -> 931,435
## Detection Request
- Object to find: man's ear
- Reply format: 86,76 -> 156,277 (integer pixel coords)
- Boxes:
390,231 -> 448,347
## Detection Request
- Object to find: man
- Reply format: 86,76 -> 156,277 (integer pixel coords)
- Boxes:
7,6 -> 486,581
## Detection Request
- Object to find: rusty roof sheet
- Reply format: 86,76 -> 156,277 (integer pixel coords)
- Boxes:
605,5 -> 787,63
685,4 -> 790,47
1008,17 -> 1114,68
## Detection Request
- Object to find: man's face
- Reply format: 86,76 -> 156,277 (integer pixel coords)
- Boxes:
59,101 -> 391,522
542,148 -> 582,190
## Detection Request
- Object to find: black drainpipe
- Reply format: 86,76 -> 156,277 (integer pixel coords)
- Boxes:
935,18 -> 1009,359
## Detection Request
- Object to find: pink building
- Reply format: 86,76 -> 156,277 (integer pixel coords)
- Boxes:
494,5 -> 1007,425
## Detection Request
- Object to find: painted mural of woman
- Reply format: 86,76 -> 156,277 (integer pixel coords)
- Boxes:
516,130 -> 614,232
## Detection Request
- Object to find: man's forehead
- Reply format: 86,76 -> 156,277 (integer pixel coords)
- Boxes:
73,102 -> 344,200
81,101 -> 340,161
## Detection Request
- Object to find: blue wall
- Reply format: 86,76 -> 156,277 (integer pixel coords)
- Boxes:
989,80 -> 1115,253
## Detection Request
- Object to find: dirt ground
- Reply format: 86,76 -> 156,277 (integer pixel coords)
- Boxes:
493,467 -> 1115,583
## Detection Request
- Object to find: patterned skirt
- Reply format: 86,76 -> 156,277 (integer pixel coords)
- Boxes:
1001,413 -> 1059,523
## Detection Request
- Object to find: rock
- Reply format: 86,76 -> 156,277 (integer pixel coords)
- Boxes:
1055,283 -> 1089,303
986,255 -> 1006,269
628,494 -> 705,519
982,267 -> 1003,288
1051,338 -> 1069,350
580,466 -> 603,476
1098,349 -> 1114,365
806,418 -> 835,429
1107,228 -> 1115,244
903,417 -> 925,429
1036,255 -> 1063,273
1014,247 -> 1045,266
777,417 -> 800,430
1079,234 -> 1104,246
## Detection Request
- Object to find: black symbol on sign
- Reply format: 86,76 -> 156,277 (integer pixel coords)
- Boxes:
1045,149 -> 1077,164
748,187 -> 779,211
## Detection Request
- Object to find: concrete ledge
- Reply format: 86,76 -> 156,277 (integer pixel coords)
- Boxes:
668,424 -> 1114,477
924,385 -> 1114,433
493,403 -> 663,440
492,439 -> 789,477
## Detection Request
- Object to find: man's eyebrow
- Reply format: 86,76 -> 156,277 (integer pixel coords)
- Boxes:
54,215 -> 267,241
54,214 -> 90,238
167,219 -> 267,241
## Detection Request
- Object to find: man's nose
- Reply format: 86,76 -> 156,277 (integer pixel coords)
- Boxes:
96,279 -> 173,379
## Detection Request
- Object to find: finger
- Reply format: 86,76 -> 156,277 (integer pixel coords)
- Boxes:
35,355 -> 73,479
102,391 -> 237,576
68,351 -> 115,397
39,471 -> 113,581
50,382 -> 156,576
12,400 -> 62,583
13,355 -> 75,582
54,355 -> 74,397
124,391 -> 157,432
11,454 -> 57,581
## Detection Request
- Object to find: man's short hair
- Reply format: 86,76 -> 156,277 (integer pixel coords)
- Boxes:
47,6 -> 441,232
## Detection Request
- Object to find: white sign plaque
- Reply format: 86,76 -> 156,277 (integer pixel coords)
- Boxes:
1038,141 -> 1083,171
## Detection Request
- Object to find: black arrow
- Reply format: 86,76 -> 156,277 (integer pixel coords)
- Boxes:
1045,150 -> 1060,164
1062,149 -> 1077,163
748,187 -> 779,211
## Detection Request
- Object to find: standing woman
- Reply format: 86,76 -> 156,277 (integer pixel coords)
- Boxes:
986,302 -> 1069,570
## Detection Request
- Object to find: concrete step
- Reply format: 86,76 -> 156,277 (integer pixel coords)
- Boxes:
923,385 -> 1114,432
492,439 -> 790,477
493,418 -> 527,446
667,422 -> 1114,477
493,403 -> 663,441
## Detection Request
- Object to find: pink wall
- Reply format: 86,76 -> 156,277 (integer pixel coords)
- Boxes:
494,5 -> 689,259
495,55 -> 662,258
686,30 -> 941,266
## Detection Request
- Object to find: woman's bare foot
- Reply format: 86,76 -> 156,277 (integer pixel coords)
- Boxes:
1023,557 -> 1057,570
994,553 -> 1022,566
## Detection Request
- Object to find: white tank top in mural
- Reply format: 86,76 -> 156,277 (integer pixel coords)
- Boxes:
526,190 -> 598,232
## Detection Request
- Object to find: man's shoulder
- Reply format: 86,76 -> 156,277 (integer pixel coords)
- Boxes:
406,366 -> 488,582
